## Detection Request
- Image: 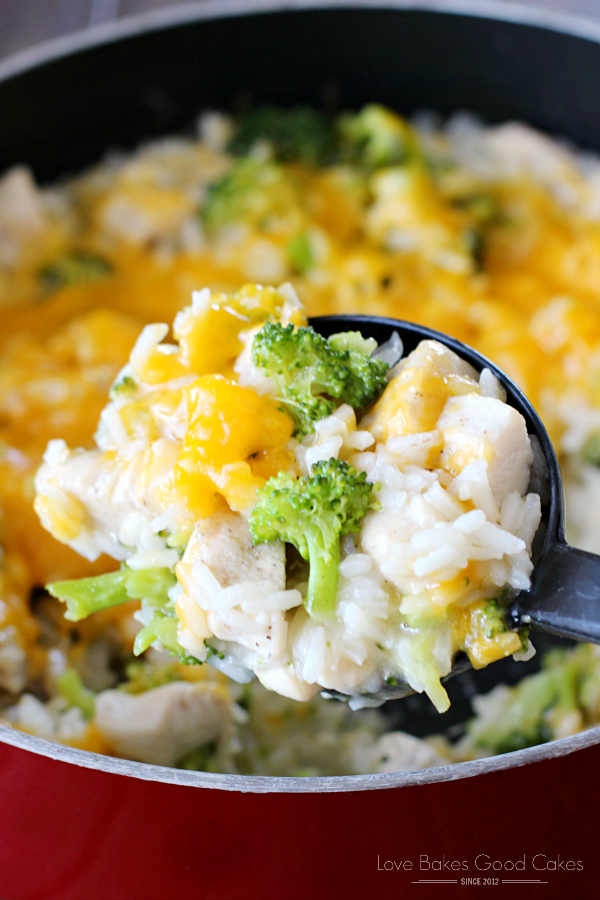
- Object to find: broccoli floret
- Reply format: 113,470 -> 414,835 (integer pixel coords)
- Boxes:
462,228 -> 485,272
201,157 -> 293,232
478,598 -> 522,643
251,322 -> 389,436
450,192 -> 502,225
228,105 -> 336,166
47,566 -> 176,622
286,232 -> 314,274
249,458 -> 378,621
39,252 -> 112,293
471,671 -> 556,754
179,741 -> 220,773
469,647 -> 582,755
109,374 -> 137,402
327,331 -> 388,404
449,193 -> 504,273
337,104 -> 421,168
482,602 -> 509,641
463,597 -> 529,668
583,431 -> 600,467
118,660 -> 181,694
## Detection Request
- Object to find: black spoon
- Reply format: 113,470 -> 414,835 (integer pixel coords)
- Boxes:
309,314 -> 600,704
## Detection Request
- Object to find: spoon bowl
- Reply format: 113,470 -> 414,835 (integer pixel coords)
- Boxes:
309,314 -> 600,705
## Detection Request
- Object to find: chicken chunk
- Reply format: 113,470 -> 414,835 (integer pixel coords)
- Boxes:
176,511 -> 299,665
361,340 -> 479,442
365,731 -> 449,774
187,510 -> 286,588
437,393 -> 533,505
94,681 -> 231,767
34,439 -> 176,561
257,666 -> 320,701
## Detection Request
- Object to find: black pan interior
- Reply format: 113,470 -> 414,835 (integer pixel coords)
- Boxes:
2,8 -> 600,181
0,5 -> 589,737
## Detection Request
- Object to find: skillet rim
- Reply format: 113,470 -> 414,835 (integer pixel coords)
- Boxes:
3,0 -> 600,84
1,719 -> 599,793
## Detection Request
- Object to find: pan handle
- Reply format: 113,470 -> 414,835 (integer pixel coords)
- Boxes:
510,539 -> 600,643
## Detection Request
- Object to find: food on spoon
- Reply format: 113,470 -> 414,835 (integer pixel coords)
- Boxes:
251,321 -> 388,436
35,283 -> 541,712
249,459 -> 378,622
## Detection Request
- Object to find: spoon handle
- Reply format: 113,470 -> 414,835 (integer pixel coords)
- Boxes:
511,540 -> 600,642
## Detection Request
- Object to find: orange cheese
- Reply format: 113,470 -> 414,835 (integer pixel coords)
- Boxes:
162,375 -> 295,517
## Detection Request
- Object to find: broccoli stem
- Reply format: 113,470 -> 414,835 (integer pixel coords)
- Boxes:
305,533 -> 340,622
133,615 -> 181,657
124,567 -> 177,604
47,565 -> 177,622
47,570 -> 130,622
56,668 -> 96,720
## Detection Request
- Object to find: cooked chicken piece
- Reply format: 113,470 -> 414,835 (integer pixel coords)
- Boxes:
366,731 -> 449,774
361,340 -> 479,443
176,511 -> 298,664
257,666 -> 320,701
187,510 -> 286,588
34,438 -> 177,561
437,393 -> 533,505
315,658 -> 376,695
95,681 -> 231,767
207,613 -> 289,664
